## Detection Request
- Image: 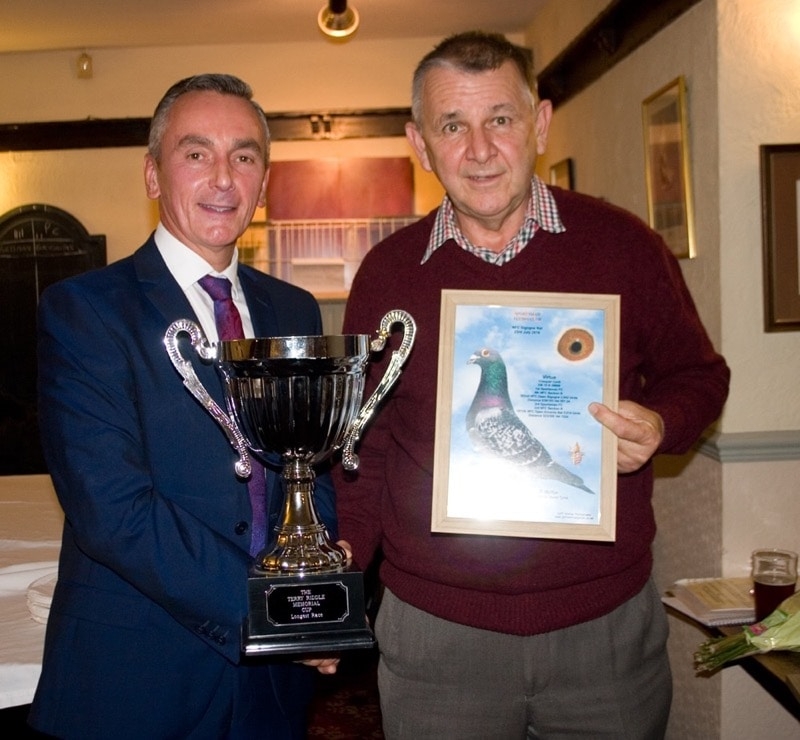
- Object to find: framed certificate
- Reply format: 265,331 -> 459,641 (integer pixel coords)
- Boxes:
431,290 -> 619,541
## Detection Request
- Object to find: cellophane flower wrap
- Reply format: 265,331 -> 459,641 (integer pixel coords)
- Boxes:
694,590 -> 800,673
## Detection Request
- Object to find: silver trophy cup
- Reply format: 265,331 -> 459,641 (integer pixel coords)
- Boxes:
164,310 -> 415,655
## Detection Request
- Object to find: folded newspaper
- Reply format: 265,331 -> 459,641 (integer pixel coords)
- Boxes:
662,577 -> 755,627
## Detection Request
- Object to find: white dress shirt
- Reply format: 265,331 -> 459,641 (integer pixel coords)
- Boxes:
153,223 -> 255,342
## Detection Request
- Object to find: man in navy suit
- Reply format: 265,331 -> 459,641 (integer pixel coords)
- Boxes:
29,74 -> 340,739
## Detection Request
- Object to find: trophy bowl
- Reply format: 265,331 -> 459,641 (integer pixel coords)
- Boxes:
165,310 -> 415,656
219,334 -> 370,575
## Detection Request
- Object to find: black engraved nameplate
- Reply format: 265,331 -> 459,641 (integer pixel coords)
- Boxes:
244,569 -> 373,656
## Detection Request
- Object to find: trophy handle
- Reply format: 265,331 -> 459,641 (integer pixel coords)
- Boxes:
164,319 -> 252,478
340,309 -> 416,471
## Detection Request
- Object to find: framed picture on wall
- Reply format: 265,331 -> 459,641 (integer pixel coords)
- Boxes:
760,143 -> 800,332
431,289 -> 619,542
642,76 -> 696,259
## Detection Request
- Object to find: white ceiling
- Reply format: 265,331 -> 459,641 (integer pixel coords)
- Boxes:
0,0 -> 548,54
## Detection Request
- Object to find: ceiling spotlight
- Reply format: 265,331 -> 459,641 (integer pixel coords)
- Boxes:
318,0 -> 360,39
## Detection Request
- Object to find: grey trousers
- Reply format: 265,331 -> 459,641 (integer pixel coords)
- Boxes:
375,579 -> 671,739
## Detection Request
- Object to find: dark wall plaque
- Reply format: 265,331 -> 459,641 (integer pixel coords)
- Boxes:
0,204 -> 106,474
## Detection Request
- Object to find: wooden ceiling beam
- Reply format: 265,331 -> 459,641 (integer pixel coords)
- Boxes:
0,108 -> 412,152
537,0 -> 703,109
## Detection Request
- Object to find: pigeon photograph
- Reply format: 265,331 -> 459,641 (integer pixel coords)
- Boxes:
465,347 -> 595,495
435,296 -> 614,532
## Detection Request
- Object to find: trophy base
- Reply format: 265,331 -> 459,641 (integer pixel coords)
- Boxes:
243,567 -> 376,657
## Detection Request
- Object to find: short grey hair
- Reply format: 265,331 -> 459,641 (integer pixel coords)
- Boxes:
148,73 -> 270,163
410,31 -> 536,124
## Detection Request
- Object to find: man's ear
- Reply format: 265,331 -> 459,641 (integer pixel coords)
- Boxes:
405,122 -> 433,173
534,100 -> 553,155
143,154 -> 160,200
257,167 -> 270,209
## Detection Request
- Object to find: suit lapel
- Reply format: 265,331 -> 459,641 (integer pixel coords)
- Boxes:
133,237 -> 195,324
238,267 -> 280,338
133,236 -> 223,398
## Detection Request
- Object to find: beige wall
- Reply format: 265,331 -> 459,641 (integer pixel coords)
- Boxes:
0,40 -> 429,120
717,0 -> 800,433
527,1 -> 800,738
533,1 -> 722,349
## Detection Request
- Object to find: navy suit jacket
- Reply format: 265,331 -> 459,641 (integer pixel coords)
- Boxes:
29,237 -> 336,739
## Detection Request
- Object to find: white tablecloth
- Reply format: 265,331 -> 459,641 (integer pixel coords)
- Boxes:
0,475 -> 63,709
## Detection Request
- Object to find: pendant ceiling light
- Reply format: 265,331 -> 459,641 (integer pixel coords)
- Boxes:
318,0 -> 360,38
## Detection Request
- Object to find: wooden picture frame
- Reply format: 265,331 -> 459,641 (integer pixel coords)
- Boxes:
642,76 -> 696,258
549,158 -> 574,190
431,290 -> 619,542
760,143 -> 800,331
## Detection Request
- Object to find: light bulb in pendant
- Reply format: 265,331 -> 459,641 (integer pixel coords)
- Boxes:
76,52 -> 93,79
318,1 -> 359,39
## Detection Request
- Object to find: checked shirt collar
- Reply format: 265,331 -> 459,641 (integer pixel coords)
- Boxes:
420,175 -> 565,266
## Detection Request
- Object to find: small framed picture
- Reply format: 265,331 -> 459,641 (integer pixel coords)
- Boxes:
431,290 -> 619,542
760,143 -> 800,331
549,158 -> 574,190
642,76 -> 696,258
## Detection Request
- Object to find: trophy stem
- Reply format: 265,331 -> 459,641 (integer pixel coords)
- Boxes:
254,460 -> 346,575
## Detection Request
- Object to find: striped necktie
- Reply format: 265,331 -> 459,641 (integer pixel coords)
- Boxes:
197,274 -> 266,556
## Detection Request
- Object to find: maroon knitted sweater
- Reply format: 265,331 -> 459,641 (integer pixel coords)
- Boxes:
333,187 -> 729,635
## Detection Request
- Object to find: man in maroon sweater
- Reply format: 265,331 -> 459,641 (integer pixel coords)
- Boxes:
333,32 -> 729,738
